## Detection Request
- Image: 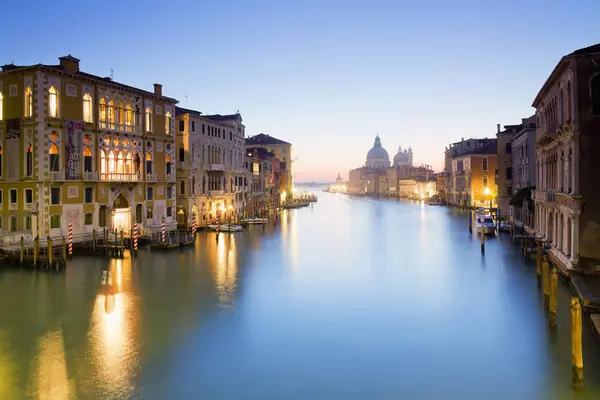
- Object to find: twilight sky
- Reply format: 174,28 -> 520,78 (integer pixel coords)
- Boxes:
4,0 -> 599,181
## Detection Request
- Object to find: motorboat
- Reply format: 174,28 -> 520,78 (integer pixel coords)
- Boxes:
206,224 -> 243,232
241,217 -> 268,225
498,219 -> 511,233
474,214 -> 496,235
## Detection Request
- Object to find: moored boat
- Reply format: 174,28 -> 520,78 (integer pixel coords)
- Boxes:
474,214 -> 496,235
241,217 -> 268,225
206,224 -> 243,232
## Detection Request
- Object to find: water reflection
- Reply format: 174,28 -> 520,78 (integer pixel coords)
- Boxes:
88,259 -> 139,397
213,234 -> 238,307
28,330 -> 74,400
281,210 -> 299,271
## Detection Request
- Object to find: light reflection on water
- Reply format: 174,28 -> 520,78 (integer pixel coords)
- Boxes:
2,191 -> 600,398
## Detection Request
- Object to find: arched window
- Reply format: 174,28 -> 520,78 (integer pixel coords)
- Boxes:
107,101 -> 115,128
25,86 -> 33,117
83,146 -> 92,173
146,152 -> 153,174
145,107 -> 152,132
83,93 -> 93,123
166,154 -> 172,176
26,143 -> 33,176
118,102 -> 124,127
117,152 -> 124,174
108,151 -> 116,175
179,142 -> 185,163
49,143 -> 60,171
568,148 -> 573,193
192,176 -> 196,194
49,86 -> 59,118
125,152 -> 132,174
180,180 -> 186,195
100,150 -> 107,174
99,98 -> 107,124
591,74 -> 600,117
125,104 -> 133,129
0,92 -> 3,120
165,112 -> 172,134
483,175 -> 488,188
482,157 -> 488,172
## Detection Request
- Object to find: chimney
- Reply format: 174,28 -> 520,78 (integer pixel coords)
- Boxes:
59,55 -> 80,73
497,124 -> 501,133
153,83 -> 162,97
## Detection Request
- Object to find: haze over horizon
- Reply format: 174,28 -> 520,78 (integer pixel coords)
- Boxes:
5,0 -> 600,181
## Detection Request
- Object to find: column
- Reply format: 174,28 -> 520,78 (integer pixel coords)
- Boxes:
558,148 -> 563,192
562,212 -> 569,254
571,215 -> 579,263
573,137 -> 579,194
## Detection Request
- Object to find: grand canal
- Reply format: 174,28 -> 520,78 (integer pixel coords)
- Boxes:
2,191 -> 600,399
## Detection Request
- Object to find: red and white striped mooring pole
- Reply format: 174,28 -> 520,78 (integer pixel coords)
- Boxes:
68,223 -> 73,256
133,223 -> 138,250
161,219 -> 166,242
191,217 -> 196,236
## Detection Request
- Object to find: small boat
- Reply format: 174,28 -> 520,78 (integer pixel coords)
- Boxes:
474,214 -> 496,235
241,217 -> 268,225
206,224 -> 243,232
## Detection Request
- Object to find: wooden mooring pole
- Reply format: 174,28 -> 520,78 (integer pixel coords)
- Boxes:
542,256 -> 550,311
480,231 -> 485,254
20,237 -> 24,265
536,240 -> 542,282
469,210 -> 473,233
92,229 -> 96,252
62,236 -> 67,264
33,236 -> 39,267
48,236 -> 53,267
548,268 -> 558,329
571,298 -> 584,388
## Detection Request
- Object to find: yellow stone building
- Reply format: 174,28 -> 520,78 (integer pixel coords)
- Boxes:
245,133 -> 293,200
0,55 -> 177,242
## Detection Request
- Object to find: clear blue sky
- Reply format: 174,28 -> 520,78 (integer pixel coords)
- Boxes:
5,0 -> 600,181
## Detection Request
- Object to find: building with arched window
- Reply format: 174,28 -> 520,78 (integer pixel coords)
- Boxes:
0,55 -> 177,241
532,43 -> 600,274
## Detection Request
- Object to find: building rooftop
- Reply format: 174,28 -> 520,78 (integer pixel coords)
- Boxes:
175,106 -> 202,116
570,43 -> 600,56
457,140 -> 497,156
203,113 -> 242,122
246,133 -> 291,146
1,55 -> 177,102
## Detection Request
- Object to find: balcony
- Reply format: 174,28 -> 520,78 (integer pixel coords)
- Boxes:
99,121 -> 138,134
83,172 -> 98,181
146,173 -> 157,181
455,170 -> 465,175
556,192 -> 583,211
9,202 -> 17,211
49,170 -> 65,181
206,164 -> 225,171
100,172 -> 140,182
166,174 -> 175,182
534,189 -> 558,203
208,190 -> 225,196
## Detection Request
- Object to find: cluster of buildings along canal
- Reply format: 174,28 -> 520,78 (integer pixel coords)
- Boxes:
0,55 -> 293,246
333,43 -> 600,281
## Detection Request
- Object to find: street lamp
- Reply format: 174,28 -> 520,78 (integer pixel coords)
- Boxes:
483,187 -> 492,211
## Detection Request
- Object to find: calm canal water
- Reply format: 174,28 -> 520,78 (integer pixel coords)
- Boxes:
2,191 -> 600,399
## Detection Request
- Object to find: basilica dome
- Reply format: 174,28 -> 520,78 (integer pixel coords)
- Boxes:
393,145 -> 413,167
365,135 -> 390,169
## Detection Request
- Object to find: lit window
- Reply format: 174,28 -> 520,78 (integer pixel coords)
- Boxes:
118,102 -> 124,126
48,86 -> 59,118
26,144 -> 33,176
83,93 -> 93,122
125,104 -> 133,128
145,107 -> 152,132
166,154 -> 172,176
83,146 -> 92,173
108,101 -> 115,128
108,151 -> 116,174
165,112 -> 172,134
25,87 -> 33,117
49,143 -> 60,172
146,152 -> 153,174
99,98 -> 107,124
483,176 -> 488,188
100,150 -> 107,174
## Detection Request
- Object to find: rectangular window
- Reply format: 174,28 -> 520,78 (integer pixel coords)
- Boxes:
507,186 -> 513,196
506,167 -> 512,180
505,143 -> 511,153
192,121 -> 195,132
25,216 -> 31,230
99,206 -> 106,227
202,124 -> 205,134
84,155 -> 92,173
10,189 -> 17,205
146,160 -> 153,174
51,187 -> 60,204
155,105 -> 162,115
66,84 -> 77,97
230,132 -> 232,141
9,84 -> 17,97
84,213 -> 93,225
167,186 -> 172,199
50,153 -> 60,172
136,204 -> 142,223
10,216 -> 17,232
147,208 -> 153,220
147,187 -> 153,200
25,189 -> 33,204
167,207 -> 172,217
85,187 -> 93,203
50,215 -> 61,229
179,120 -> 185,131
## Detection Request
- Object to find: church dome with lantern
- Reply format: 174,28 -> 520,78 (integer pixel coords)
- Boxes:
365,135 -> 390,169
393,145 -> 413,167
